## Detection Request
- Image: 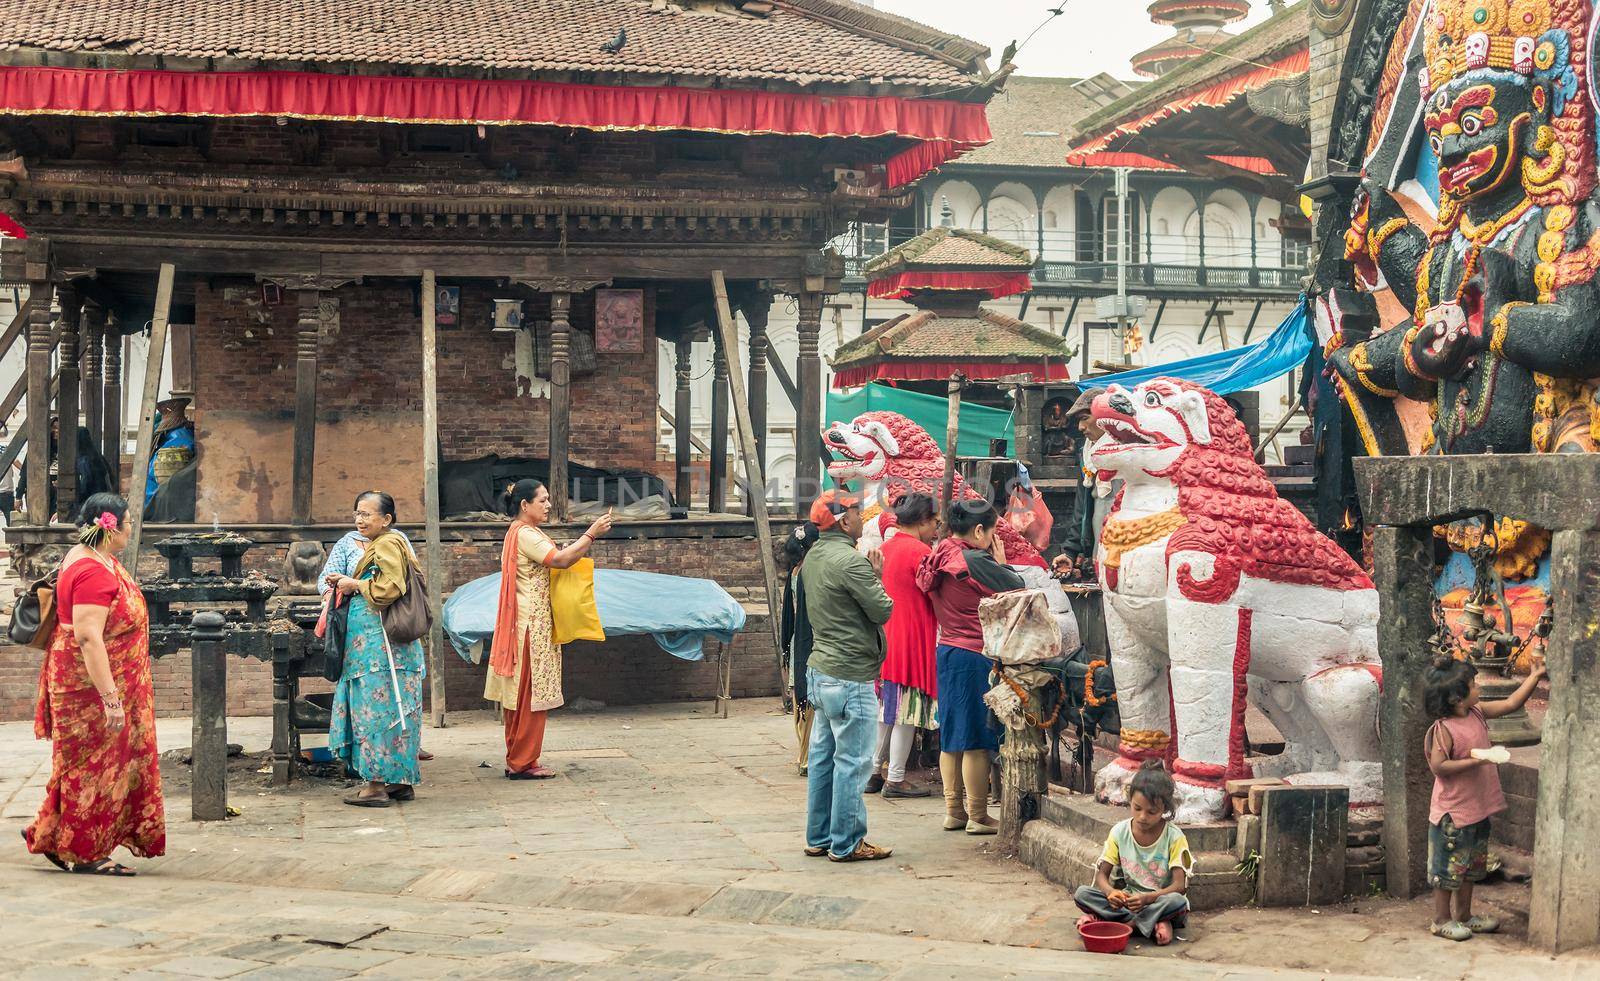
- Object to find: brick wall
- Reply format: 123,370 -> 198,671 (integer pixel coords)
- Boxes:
0,526 -> 786,722
193,279 -> 659,524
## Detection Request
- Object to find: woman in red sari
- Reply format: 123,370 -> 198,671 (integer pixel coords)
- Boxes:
23,493 -> 165,875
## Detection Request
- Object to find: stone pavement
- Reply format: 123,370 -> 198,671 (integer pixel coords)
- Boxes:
0,699 -> 1592,980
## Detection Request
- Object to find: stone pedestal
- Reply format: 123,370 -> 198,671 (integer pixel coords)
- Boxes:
1256,785 -> 1348,907
998,688 -> 1047,845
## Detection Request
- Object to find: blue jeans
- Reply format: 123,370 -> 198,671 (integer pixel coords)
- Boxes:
805,667 -> 879,858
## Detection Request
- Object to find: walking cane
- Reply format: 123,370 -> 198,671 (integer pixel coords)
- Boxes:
379,620 -> 407,733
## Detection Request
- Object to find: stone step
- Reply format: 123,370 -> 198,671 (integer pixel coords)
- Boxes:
1017,820 -> 1252,911
1262,464 -> 1314,479
1040,788 -> 1237,854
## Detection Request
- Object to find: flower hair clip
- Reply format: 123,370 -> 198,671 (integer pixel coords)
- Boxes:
96,512 -> 119,532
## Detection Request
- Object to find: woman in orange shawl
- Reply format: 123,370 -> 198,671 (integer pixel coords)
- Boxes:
487,479 -> 612,779
24,493 -> 165,875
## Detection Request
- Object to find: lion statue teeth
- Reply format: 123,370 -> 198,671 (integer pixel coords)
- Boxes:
1089,378 -> 1383,823
822,410 -> 1047,568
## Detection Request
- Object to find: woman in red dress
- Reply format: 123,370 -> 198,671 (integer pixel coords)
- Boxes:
23,493 -> 165,875
867,493 -> 941,799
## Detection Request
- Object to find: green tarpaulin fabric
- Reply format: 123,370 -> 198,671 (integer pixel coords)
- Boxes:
825,383 -> 1014,486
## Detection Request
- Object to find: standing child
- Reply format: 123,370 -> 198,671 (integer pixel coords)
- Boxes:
1424,653 -> 1545,941
1074,759 -> 1192,945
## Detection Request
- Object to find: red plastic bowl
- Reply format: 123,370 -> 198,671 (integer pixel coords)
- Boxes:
1078,919 -> 1133,954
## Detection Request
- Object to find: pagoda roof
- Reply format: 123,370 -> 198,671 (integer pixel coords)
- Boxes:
830,306 -> 1071,388
1071,1 -> 1308,153
864,227 -> 1033,278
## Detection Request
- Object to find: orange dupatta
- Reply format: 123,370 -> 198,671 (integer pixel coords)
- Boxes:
489,520 -> 532,678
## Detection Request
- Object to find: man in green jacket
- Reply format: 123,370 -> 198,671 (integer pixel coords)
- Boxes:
800,490 -> 895,862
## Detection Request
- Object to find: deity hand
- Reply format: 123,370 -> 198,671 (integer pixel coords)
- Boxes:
1411,302 -> 1477,379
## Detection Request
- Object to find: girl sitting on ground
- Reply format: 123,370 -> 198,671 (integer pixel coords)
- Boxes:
1074,759 -> 1192,945
1423,653 -> 1544,942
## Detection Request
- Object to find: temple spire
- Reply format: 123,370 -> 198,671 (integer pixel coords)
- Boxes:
1130,0 -> 1250,78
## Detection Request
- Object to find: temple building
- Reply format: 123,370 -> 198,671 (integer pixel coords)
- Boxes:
0,0 -> 996,721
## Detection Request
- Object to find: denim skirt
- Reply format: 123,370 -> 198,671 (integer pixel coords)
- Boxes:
934,644 -> 998,753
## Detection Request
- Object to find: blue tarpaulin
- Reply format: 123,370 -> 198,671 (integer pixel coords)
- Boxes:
442,569 -> 748,663
1076,300 -> 1310,396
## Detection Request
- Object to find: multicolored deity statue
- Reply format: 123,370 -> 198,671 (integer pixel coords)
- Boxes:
1330,0 -> 1600,584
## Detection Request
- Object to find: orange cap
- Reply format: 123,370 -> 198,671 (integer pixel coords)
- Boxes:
808,490 -> 860,530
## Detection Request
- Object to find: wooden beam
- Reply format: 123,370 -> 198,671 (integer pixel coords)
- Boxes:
658,405 -> 711,455
549,290 -> 573,523
1147,297 -> 1169,341
420,269 -> 447,729
742,293 -> 772,478
766,346 -> 834,485
710,270 -> 786,711
794,292 -> 824,514
81,304 -> 104,452
0,294 -> 36,364
709,329 -> 730,514
124,262 -> 174,563
1064,296 -> 1081,336
104,325 -> 124,488
22,240 -> 53,526
1196,298 -> 1223,344
291,288 -> 321,525
673,338 -> 695,515
53,289 -> 83,522
1241,299 -> 1266,344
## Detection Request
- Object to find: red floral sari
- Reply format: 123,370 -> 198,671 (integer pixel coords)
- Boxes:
24,556 -> 166,864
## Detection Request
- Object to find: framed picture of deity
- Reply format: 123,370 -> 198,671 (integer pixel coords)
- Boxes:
594,288 -> 645,353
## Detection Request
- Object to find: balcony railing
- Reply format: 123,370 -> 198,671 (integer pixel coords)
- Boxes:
835,226 -> 1306,294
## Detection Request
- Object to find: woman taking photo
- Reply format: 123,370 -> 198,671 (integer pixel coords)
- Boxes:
916,498 -> 1024,835
24,493 -> 165,875
325,491 -> 425,807
489,479 -> 612,779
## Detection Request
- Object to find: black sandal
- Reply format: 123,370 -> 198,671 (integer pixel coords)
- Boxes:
72,859 -> 136,876
21,829 -> 68,872
385,784 -> 415,801
344,790 -> 392,807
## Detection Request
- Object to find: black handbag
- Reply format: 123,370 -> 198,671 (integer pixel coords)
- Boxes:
9,569 -> 59,649
321,593 -> 351,682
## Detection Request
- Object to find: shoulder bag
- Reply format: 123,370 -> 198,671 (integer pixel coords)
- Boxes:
9,569 -> 60,649
319,590 -> 352,682
380,548 -> 434,645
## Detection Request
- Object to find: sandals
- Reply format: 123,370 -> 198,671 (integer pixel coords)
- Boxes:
385,784 -> 415,801
21,829 -> 69,872
72,859 -> 136,876
1430,920 -> 1472,942
1153,921 -> 1174,946
344,790 -> 392,807
505,766 -> 558,780
1464,915 -> 1500,934
804,846 -> 828,858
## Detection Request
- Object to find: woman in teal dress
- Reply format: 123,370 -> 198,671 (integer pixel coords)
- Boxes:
325,491 -> 425,807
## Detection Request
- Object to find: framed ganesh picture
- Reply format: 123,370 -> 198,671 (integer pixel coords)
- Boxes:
594,288 -> 645,353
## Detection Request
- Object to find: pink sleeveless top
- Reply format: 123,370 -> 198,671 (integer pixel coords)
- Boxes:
1427,707 -> 1506,826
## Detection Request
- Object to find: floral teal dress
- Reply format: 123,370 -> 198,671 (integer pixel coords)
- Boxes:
328,535 -> 425,785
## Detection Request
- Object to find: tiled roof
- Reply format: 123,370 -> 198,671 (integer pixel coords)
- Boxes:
0,0 -> 986,89
1071,1 -> 1308,144
864,227 -> 1033,277
831,307 -> 1069,369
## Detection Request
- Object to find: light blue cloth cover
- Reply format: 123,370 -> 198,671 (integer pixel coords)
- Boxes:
1077,300 -> 1310,397
443,568 -> 748,663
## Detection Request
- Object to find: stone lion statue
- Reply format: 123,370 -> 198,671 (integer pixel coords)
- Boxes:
1088,378 -> 1382,822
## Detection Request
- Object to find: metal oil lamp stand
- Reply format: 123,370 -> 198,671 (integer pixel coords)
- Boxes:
1453,535 -> 1548,747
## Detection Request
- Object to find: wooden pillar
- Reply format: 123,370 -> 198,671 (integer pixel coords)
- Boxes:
674,337 -> 694,515
1531,528 -> 1600,952
22,238 -> 52,526
794,291 -> 823,514
102,313 -> 123,489
82,305 -> 104,453
419,270 -> 447,728
53,288 -> 83,521
709,327 -> 729,514
169,322 -> 196,402
549,290 -> 572,523
744,295 -> 772,476
292,287 -> 321,525
1370,524 -> 1435,900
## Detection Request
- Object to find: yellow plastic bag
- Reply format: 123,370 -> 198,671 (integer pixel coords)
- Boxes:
550,558 -> 605,644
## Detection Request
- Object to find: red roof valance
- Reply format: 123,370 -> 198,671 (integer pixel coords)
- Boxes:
1071,49 -> 1309,154
866,270 -> 1031,301
834,359 -> 1069,389
0,66 -> 991,188
1066,150 -> 1279,175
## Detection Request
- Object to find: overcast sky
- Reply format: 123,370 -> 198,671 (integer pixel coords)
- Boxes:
872,0 -> 1277,81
